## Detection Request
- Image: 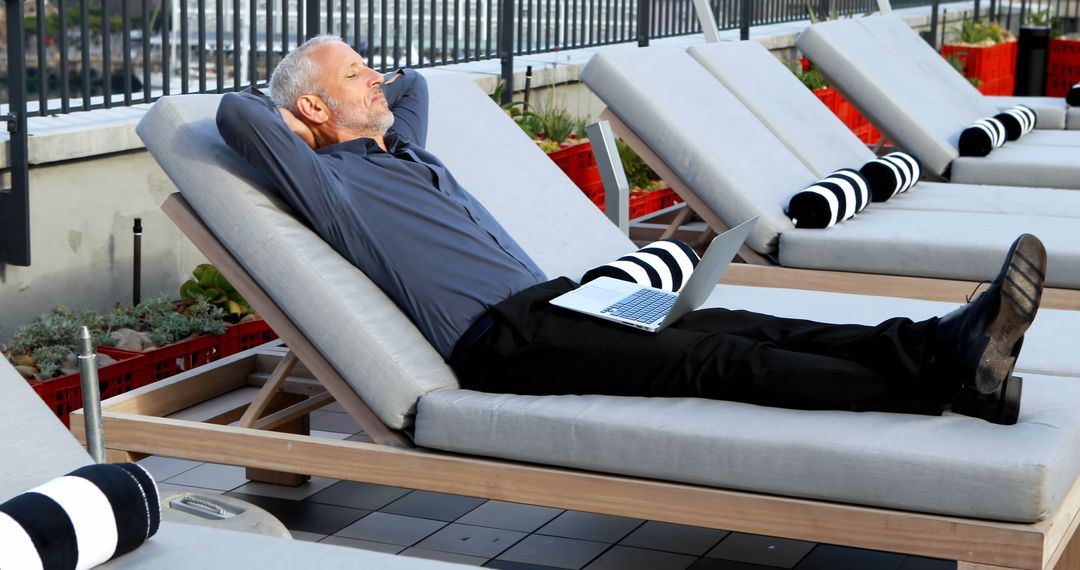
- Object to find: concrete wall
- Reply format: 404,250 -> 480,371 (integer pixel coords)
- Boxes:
1,151 -> 202,339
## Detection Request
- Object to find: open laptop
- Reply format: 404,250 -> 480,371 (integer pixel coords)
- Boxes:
550,217 -> 757,332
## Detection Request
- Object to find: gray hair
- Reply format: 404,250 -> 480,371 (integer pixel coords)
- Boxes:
268,34 -> 344,112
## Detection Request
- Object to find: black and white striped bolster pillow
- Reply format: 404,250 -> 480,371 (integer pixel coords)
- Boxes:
859,151 -> 922,202
994,105 -> 1036,140
0,463 -> 161,570
1068,83 -> 1080,107
581,239 -> 700,292
958,117 -> 1007,157
786,168 -> 870,229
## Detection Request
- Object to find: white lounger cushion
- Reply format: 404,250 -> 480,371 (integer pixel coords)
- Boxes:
780,209 -> 1080,287
415,371 -> 1080,524
580,46 -> 810,254
797,19 -> 1080,186
874,182 -> 1080,218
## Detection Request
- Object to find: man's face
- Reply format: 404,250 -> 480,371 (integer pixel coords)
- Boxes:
309,41 -> 394,135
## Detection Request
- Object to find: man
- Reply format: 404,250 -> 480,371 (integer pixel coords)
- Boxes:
217,35 -> 1046,425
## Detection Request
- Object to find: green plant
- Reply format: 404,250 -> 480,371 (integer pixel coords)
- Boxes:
957,20 -> 1008,44
179,264 -> 252,322
616,140 -> 661,190
1026,9 -> 1055,27
945,56 -> 983,87
5,306 -> 114,380
795,67 -> 829,91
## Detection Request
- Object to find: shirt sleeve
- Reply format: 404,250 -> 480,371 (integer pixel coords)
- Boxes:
216,87 -> 343,232
382,69 -> 429,148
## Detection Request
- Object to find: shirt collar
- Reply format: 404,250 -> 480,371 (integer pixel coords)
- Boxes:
315,129 -> 411,156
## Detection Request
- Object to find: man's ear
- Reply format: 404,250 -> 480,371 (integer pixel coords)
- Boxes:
295,94 -> 330,125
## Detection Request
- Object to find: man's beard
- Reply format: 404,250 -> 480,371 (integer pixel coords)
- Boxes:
324,94 -> 395,135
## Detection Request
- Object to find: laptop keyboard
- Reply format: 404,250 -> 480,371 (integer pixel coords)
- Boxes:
602,288 -> 677,324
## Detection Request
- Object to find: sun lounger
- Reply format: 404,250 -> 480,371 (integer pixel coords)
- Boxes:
856,14 -> 1080,132
579,46 -> 1080,298
796,18 -> 1080,188
86,71 -> 1080,570
686,40 -> 1080,220
0,359 -> 466,569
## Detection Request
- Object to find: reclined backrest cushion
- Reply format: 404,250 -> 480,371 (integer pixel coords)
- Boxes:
581,46 -> 815,254
0,360 -> 91,501
858,15 -> 1001,121
688,41 -> 876,178
797,19 -> 966,176
139,94 -> 460,430
423,71 -> 634,278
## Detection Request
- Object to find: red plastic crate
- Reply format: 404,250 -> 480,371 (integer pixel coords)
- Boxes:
30,347 -> 146,427
223,319 -> 278,355
549,142 -> 604,200
142,333 -> 225,382
590,189 -> 675,219
941,41 -> 1016,95
656,188 -> 681,209
1047,74 -> 1076,97
1048,38 -> 1080,79
812,87 -> 837,112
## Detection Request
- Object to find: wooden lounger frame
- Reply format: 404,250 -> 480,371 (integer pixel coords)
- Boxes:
72,193 -> 1080,570
601,110 -> 1080,312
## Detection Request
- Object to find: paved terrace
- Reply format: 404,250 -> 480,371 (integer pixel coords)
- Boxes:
8,3 -> 979,567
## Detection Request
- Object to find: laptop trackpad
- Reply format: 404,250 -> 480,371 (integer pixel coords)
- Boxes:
574,283 -> 625,302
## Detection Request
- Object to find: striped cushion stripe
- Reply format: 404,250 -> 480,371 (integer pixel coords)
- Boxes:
581,239 -> 701,292
0,463 -> 160,570
959,117 -> 1007,156
787,169 -> 870,229
860,152 -> 921,202
995,105 -> 1036,140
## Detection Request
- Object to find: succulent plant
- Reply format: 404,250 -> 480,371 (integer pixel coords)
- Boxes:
179,264 -> 252,322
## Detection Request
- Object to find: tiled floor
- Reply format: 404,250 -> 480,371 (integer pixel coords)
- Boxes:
140,407 -> 956,570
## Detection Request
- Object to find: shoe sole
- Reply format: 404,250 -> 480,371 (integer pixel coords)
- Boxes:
975,234 -> 1047,394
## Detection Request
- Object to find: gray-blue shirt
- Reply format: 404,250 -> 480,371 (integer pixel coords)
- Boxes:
217,70 -> 547,359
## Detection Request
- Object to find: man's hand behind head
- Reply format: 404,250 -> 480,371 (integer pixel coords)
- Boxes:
279,106 -> 317,149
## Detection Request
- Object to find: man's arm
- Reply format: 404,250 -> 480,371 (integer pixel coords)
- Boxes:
217,87 -> 342,229
382,69 -> 429,147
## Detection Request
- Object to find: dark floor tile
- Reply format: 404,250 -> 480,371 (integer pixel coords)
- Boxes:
308,480 -> 412,510
415,523 -> 527,558
484,561 -> 565,570
335,512 -> 446,546
584,545 -> 696,569
898,556 -> 957,570
537,511 -> 644,543
401,547 -> 489,566
690,559 -> 776,570
456,500 -> 563,533
795,545 -> 906,570
381,490 -> 487,522
164,462 -> 249,491
620,521 -> 729,556
706,532 -> 815,568
138,456 -> 203,480
225,491 -> 368,535
319,535 -> 406,554
496,535 -> 610,569
346,433 -> 375,443
309,410 -> 362,434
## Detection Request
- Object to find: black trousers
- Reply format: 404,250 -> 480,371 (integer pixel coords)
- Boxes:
450,277 -> 948,415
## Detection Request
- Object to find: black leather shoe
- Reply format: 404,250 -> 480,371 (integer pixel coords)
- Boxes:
951,374 -> 1023,425
934,234 -> 1046,395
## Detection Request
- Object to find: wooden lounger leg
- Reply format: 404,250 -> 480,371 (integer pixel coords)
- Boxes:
244,391 -> 312,486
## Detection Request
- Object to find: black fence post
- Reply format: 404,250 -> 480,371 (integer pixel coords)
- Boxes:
499,0 -> 515,104
637,0 -> 651,46
2,0 -> 31,266
739,0 -> 750,40
928,0 -> 940,49
306,0 -> 321,40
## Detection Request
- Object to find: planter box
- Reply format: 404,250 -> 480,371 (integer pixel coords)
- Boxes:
1047,38 -> 1080,96
941,41 -> 1017,96
142,333 -> 226,382
30,347 -> 145,427
812,87 -> 837,111
591,188 -> 681,219
223,319 -> 278,355
548,142 -> 604,200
